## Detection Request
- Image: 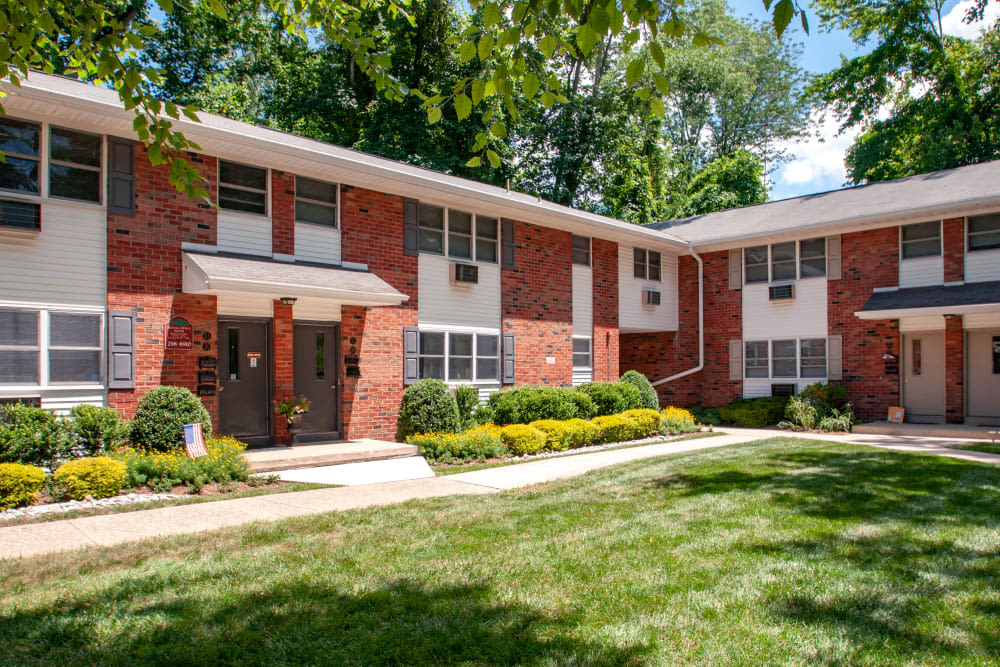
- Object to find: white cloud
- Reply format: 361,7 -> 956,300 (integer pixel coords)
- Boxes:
769,110 -> 861,198
941,0 -> 1000,39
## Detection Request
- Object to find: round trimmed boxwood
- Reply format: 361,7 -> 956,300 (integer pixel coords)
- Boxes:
54,456 -> 127,500
619,370 -> 659,410
395,379 -> 460,442
130,386 -> 212,452
0,462 -> 46,509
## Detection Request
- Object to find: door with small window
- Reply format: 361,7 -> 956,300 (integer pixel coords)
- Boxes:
217,321 -> 271,443
293,323 -> 340,439
902,332 -> 945,423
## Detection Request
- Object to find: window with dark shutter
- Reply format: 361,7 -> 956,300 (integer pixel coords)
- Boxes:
502,333 -> 515,384
403,198 -> 419,256
403,327 -> 419,384
108,137 -> 135,215
108,310 -> 135,389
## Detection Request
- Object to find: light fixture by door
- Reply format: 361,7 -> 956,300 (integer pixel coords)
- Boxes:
279,297 -> 297,306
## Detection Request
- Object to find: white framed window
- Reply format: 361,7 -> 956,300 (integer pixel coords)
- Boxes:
771,242 -> 797,282
418,203 -> 445,254
745,245 -> 769,283
219,161 -> 268,215
572,235 -> 591,266
800,338 -> 827,378
49,126 -> 102,203
417,330 -> 500,383
48,313 -> 103,384
747,239 -> 827,284
0,118 -> 41,196
0,309 -> 103,386
901,221 -> 941,259
0,310 -> 40,384
799,238 -> 827,277
418,203 -> 499,263
771,339 -> 797,377
573,337 -> 592,369
633,248 -> 661,280
745,340 -> 769,378
968,213 -> 1000,252
745,337 -> 829,380
295,176 -> 337,228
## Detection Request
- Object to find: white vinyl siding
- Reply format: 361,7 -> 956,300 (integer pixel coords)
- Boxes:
217,210 -> 272,257
417,254 -> 501,330
965,248 -> 1000,283
898,255 -> 944,288
742,278 -> 828,341
294,222 -> 342,265
965,215 -> 1000,283
572,265 -> 593,337
619,245 -> 679,333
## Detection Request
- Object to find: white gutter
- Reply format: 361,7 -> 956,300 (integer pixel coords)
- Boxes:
652,251 -> 703,387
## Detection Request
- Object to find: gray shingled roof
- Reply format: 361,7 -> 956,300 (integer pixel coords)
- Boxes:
651,160 -> 1000,246
860,281 -> 1000,312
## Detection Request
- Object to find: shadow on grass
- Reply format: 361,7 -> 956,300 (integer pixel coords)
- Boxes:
1,579 -> 648,666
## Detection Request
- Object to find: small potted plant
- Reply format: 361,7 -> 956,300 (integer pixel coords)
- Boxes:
275,395 -> 311,442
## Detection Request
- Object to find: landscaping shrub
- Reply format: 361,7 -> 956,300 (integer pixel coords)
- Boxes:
800,382 -> 848,409
718,397 -> 788,427
779,396 -> 820,431
619,370 -> 659,410
68,404 -> 129,455
577,382 -> 643,416
689,407 -> 721,426
569,390 -> 598,420
499,424 -> 547,456
115,436 -> 251,490
0,462 -> 46,509
487,386 -> 594,425
591,414 -> 644,443
130,386 -> 212,452
453,386 -> 480,431
563,418 -> 599,448
0,402 -> 72,469
395,379 -> 460,442
818,405 -> 856,432
621,409 -> 661,438
53,456 -> 126,500
528,420 -> 573,452
408,425 -> 507,464
472,405 -> 494,426
660,406 -> 699,435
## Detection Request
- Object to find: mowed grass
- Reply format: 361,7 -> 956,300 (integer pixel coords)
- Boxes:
951,442 -> 1000,455
2,438 -> 999,665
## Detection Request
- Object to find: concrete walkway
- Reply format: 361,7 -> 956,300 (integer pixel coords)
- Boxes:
2,429 -> 997,561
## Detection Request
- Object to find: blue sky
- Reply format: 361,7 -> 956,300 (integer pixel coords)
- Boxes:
726,0 -> 999,201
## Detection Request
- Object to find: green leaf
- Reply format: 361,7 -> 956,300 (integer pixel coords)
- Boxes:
633,87 -> 651,101
491,121 -> 508,138
478,34 -> 495,61
539,35 -> 559,59
576,23 -> 597,56
454,93 -> 473,121
692,32 -> 709,48
472,78 -> 485,105
427,106 -> 443,124
652,74 -> 669,96
800,10 -> 809,35
483,3 -> 501,27
486,150 -> 501,168
466,156 -> 482,167
540,91 -> 556,108
650,96 -> 664,118
649,41 -> 665,69
625,59 -> 644,86
460,41 -> 476,63
523,72 -> 540,99
589,5 -> 610,35
773,0 -> 794,36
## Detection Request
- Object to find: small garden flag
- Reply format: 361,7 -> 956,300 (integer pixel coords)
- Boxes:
184,423 -> 208,458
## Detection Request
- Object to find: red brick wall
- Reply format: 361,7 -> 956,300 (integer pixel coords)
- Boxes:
829,228 -> 901,421
107,146 -> 219,421
944,315 -> 964,423
502,221 -> 573,386
338,185 -> 417,440
943,217 -> 965,283
272,171 -> 295,256
592,238 -> 619,382
621,250 -> 741,408
272,300 -> 294,443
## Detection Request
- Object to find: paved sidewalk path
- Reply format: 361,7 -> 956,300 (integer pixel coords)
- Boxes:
2,429 -> 996,560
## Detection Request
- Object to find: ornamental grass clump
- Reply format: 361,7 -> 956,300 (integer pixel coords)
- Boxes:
53,456 -> 127,500
0,462 -> 46,509
407,425 -> 507,464
660,406 -> 699,435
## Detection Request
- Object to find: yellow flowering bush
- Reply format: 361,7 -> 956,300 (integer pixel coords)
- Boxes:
0,462 -> 46,509
591,414 -> 640,443
407,424 -> 507,464
114,436 -> 251,491
620,409 -> 661,438
53,456 -> 126,500
564,418 -> 599,448
528,420 -> 573,452
499,424 -> 547,456
660,406 -> 700,435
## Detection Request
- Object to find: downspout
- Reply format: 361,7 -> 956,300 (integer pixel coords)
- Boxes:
652,250 -> 703,386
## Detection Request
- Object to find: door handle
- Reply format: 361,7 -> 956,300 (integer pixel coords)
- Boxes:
217,384 -> 224,391
330,384 -> 338,390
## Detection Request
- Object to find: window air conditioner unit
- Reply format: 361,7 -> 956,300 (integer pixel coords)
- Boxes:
642,289 -> 661,306
449,262 -> 479,285
771,384 -> 797,398
769,284 -> 795,301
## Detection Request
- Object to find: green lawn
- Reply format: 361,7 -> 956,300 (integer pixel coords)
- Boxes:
950,442 -> 1000,455
2,438 -> 999,665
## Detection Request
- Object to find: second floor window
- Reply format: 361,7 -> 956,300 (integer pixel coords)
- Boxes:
219,161 -> 267,215
49,127 -> 101,203
745,246 -> 769,283
418,203 -> 498,262
0,119 -> 40,195
968,213 -> 1000,252
633,248 -> 661,280
901,221 -> 941,259
295,177 -> 337,228
771,242 -> 797,281
572,236 -> 591,266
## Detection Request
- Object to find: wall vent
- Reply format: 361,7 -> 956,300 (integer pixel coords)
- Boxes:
449,262 -> 479,285
642,289 -> 661,306
0,199 -> 41,233
771,383 -> 797,397
769,283 -> 795,301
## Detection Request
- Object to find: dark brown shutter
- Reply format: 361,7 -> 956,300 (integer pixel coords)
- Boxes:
403,327 -> 419,384
729,339 -> 742,382
108,310 -> 136,389
501,218 -> 516,269
502,333 -> 515,385
107,137 -> 136,215
403,198 -> 419,256
728,249 -> 742,289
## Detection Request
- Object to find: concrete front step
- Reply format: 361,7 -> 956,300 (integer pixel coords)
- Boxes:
244,439 -> 419,473
853,421 -> 999,442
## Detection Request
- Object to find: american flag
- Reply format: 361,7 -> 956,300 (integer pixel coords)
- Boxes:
184,423 -> 208,458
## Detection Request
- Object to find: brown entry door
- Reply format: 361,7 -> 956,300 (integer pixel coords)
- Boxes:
902,332 -> 946,423
293,323 -> 340,439
218,321 -> 271,443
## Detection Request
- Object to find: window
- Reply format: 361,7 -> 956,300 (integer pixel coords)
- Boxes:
227,327 -> 240,381
573,337 -> 592,369
448,210 -> 473,259
633,248 -> 661,281
49,127 -> 101,203
0,310 -> 39,384
295,177 -> 337,227
315,332 -> 326,379
418,331 -> 499,382
800,338 -> 827,378
417,203 -> 444,254
49,313 -> 102,383
799,238 -> 826,277
0,118 -> 40,195
901,221 -> 941,259
771,242 -> 797,281
475,216 -> 498,263
968,213 -> 1000,252
745,341 -> 769,378
572,236 -> 591,266
745,245 -> 769,283
219,161 -> 267,214
911,338 -> 922,376
772,340 -> 797,377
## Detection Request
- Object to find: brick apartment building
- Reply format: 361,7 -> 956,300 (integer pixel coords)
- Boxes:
1,73 -> 998,446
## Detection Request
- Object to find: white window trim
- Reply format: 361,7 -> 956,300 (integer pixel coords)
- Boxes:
294,176 -> 339,228
633,247 -> 661,281
418,204 -> 500,264
900,220 -> 942,260
743,337 -> 829,381
218,159 -> 270,218
745,239 -> 828,285
572,336 -> 593,370
967,213 -> 1000,253
416,326 -> 502,384
572,235 -> 592,266
0,304 -> 105,390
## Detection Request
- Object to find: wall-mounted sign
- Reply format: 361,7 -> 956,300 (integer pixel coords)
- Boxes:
197,384 -> 217,396
199,370 -> 217,384
247,351 -> 261,368
199,356 -> 217,369
165,317 -> 193,350
545,356 -> 556,365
